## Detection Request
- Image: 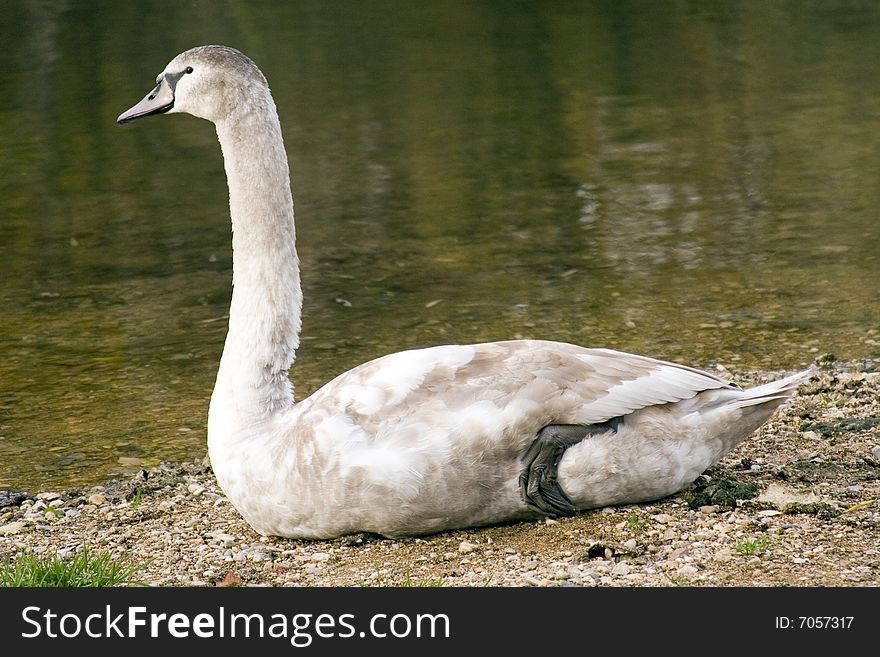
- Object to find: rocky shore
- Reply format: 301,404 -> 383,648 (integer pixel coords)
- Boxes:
1,360 -> 878,587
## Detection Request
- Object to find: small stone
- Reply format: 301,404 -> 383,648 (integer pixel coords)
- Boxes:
677,564 -> 698,577
611,562 -> 630,576
699,505 -> 719,515
713,548 -> 732,563
871,446 -> 880,461
623,539 -> 638,551
36,492 -> 61,501
0,521 -> 25,535
216,572 -> 242,587
187,484 -> 205,497
87,493 -> 108,506
310,552 -> 331,561
652,513 -> 674,524
758,510 -> 782,517
458,541 -> 478,554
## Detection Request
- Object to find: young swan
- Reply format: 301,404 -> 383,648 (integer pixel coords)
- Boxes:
118,45 -> 813,539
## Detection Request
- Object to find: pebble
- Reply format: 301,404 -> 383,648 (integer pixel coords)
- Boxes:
459,540 -> 479,554
87,493 -> 108,506
871,445 -> 880,461
611,562 -> 630,576
713,548 -> 732,562
310,552 -> 331,561
0,521 -> 25,535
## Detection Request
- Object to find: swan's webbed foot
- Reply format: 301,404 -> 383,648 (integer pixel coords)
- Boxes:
519,421 -> 619,517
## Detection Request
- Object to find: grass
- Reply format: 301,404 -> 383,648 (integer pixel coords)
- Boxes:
625,512 -> 650,534
0,546 -> 144,587
664,573 -> 693,587
130,487 -> 143,509
366,567 -> 447,587
401,573 -> 447,587
734,535 -> 773,557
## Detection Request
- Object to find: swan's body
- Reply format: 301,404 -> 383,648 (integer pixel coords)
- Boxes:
118,46 -> 811,539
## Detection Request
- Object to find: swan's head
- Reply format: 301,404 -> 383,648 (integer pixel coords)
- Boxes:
117,45 -> 268,125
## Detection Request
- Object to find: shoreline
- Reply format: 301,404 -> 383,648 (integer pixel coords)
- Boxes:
1,359 -> 878,587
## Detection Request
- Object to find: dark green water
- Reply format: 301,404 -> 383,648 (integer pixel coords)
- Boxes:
1,0 -> 879,491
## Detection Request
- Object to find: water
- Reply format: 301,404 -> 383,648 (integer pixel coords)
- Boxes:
2,0 -> 879,491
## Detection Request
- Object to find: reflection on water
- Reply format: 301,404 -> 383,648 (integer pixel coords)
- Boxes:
1,1 -> 879,491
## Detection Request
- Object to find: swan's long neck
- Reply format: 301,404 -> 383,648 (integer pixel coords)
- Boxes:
210,100 -> 302,424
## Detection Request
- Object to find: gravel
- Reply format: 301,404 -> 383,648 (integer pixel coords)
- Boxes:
1,359 -> 878,587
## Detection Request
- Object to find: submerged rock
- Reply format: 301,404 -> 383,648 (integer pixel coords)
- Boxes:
0,491 -> 29,509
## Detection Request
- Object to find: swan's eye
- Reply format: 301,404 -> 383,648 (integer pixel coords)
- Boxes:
185,66 -> 194,74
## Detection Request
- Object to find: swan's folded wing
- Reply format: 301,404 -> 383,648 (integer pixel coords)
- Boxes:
564,347 -> 738,423
308,340 -> 738,433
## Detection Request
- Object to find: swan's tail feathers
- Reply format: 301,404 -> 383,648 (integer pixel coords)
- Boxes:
728,366 -> 816,411
696,366 -> 815,455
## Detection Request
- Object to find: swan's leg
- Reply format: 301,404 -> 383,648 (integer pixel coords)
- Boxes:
520,422 -> 617,517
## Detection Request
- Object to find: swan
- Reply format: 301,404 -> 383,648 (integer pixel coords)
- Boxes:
117,45 -> 812,539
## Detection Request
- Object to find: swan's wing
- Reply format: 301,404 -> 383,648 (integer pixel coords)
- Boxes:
305,340 -> 737,435
563,346 -> 738,422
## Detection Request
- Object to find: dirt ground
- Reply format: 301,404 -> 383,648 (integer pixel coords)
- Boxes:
1,359 -> 878,587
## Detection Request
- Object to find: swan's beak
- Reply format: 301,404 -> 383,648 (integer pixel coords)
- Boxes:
117,76 -> 175,124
